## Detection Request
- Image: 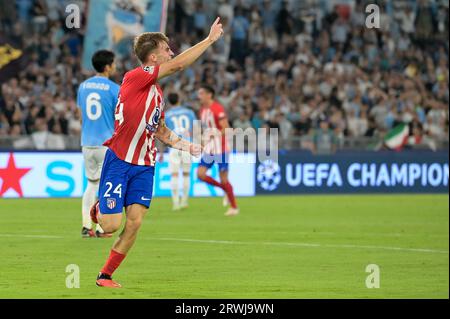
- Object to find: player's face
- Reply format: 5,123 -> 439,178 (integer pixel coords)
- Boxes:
198,88 -> 212,106
108,62 -> 116,76
154,41 -> 174,64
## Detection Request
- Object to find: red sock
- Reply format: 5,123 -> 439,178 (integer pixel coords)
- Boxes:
101,249 -> 126,276
200,176 -> 224,189
222,182 -> 237,209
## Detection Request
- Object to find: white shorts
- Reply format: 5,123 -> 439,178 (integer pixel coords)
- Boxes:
169,149 -> 192,174
82,146 -> 108,181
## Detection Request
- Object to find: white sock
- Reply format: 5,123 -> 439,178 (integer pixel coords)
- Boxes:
82,180 -> 99,229
171,175 -> 180,207
96,223 -> 105,233
182,174 -> 190,204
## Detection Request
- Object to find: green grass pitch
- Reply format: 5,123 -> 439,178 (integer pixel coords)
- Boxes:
0,195 -> 448,298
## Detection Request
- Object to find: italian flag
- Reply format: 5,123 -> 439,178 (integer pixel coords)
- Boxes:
384,123 -> 410,151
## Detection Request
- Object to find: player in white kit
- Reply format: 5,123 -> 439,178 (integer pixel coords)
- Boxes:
161,93 -> 197,210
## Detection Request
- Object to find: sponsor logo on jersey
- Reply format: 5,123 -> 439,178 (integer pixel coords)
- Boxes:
145,106 -> 161,132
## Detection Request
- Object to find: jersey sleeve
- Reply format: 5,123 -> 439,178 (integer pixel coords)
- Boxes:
129,65 -> 160,90
214,103 -> 227,121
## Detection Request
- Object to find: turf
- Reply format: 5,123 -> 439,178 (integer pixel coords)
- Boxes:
0,195 -> 448,299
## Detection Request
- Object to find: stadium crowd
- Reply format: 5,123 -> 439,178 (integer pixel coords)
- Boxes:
0,0 -> 448,152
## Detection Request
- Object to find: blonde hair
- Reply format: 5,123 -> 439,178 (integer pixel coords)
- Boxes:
133,32 -> 169,64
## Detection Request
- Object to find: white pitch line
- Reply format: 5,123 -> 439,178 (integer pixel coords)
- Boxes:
0,234 -> 64,239
147,237 -> 449,255
1,233 -> 447,254
265,231 -> 449,238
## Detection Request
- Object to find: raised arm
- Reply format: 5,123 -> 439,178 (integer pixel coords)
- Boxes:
158,17 -> 224,79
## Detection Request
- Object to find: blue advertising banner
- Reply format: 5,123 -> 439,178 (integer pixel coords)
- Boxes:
255,151 -> 449,194
0,152 -> 255,198
1,151 -> 447,198
82,0 -> 168,70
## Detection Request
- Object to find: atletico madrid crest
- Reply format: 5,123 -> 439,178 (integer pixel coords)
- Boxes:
107,198 -> 116,209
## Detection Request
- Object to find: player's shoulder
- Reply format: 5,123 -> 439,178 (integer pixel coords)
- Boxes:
142,65 -> 158,75
80,76 -> 116,90
123,67 -> 139,79
212,101 -> 226,116
212,101 -> 225,110
78,76 -> 96,95
167,106 -> 183,115
165,107 -> 176,116
126,65 -> 158,78
104,77 -> 119,86
78,76 -> 94,88
107,79 -> 120,92
177,105 -> 195,115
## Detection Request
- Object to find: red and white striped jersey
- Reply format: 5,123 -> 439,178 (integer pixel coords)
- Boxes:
199,101 -> 229,155
104,65 -> 165,166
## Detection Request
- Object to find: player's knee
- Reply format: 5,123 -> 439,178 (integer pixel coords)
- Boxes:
89,179 -> 100,187
126,217 -> 143,233
101,218 -> 121,233
197,169 -> 207,180
219,174 -> 228,184
124,208 -> 146,232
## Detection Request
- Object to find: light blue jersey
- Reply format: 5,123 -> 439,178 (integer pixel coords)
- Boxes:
165,106 -> 197,142
77,76 -> 120,146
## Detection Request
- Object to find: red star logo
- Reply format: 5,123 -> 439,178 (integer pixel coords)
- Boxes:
0,153 -> 32,197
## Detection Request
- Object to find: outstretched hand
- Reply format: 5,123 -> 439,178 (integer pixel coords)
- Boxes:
189,143 -> 202,157
208,17 -> 224,43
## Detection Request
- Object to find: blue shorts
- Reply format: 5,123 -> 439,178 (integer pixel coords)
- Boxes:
199,153 -> 229,172
98,149 -> 155,214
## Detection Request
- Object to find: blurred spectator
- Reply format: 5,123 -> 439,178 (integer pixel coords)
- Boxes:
276,1 -> 293,38
0,0 -> 16,33
233,112 -> 252,131
230,6 -> 250,65
261,0 -> 276,31
193,1 -> 207,38
313,120 -> 338,155
217,0 -> 234,23
31,118 -> 65,150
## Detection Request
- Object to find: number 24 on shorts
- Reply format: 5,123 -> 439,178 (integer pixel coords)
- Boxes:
104,182 -> 122,198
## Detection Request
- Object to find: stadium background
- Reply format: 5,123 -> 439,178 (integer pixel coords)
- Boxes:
0,0 -> 448,198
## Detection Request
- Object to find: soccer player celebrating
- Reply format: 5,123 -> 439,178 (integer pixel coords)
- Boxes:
197,85 -> 239,216
161,92 -> 197,211
91,18 -> 224,288
77,50 -> 119,238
